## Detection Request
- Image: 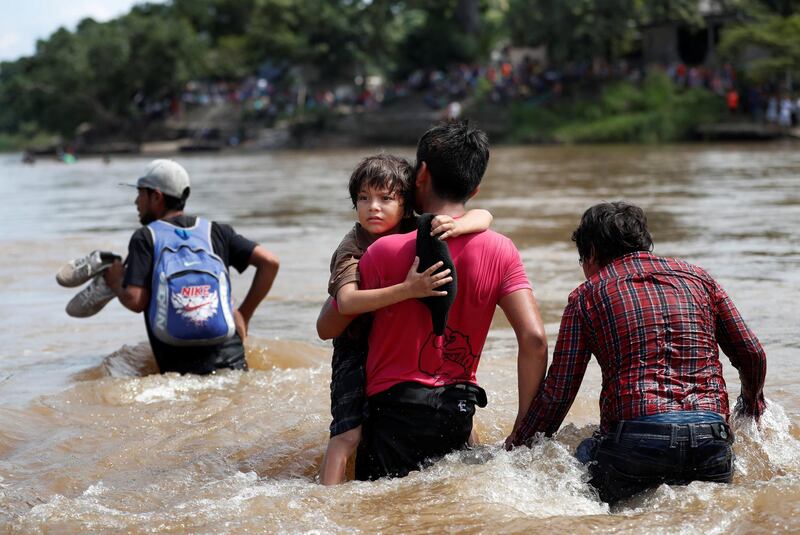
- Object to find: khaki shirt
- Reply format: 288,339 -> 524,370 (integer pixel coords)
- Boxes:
328,218 -> 418,298
328,223 -> 374,298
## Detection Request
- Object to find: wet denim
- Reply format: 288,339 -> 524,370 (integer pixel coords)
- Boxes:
577,412 -> 734,503
636,410 -> 725,424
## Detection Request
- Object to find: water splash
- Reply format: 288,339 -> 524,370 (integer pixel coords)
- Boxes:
731,400 -> 800,480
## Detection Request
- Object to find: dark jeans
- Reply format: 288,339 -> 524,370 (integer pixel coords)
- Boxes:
355,382 -> 487,481
578,413 -> 734,503
151,332 -> 248,375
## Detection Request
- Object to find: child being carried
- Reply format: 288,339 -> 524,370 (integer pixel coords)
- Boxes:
317,154 -> 493,484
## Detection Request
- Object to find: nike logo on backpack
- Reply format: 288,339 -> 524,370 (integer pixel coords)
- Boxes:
183,261 -> 201,266
183,301 -> 212,312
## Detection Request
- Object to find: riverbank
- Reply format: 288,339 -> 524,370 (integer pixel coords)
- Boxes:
11,116 -> 800,161
8,75 -> 800,155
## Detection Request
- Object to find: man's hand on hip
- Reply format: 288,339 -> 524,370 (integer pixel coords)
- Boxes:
234,309 -> 248,342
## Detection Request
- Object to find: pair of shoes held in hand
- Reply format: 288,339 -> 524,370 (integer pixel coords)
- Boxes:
57,250 -> 121,318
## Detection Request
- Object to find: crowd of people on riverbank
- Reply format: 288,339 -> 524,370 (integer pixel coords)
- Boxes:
412,57 -> 645,110
762,93 -> 800,126
135,53 -> 800,132
662,61 -> 800,126
166,54 -> 643,120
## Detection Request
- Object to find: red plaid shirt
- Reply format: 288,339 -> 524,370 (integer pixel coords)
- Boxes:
512,252 -> 767,445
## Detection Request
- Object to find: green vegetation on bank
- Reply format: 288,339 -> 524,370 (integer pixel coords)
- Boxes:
508,73 -> 725,143
719,7 -> 800,85
0,0 -> 798,149
0,0 -> 501,146
0,129 -> 59,152
507,0 -> 704,66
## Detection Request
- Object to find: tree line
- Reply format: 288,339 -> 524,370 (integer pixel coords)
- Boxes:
0,0 -> 797,143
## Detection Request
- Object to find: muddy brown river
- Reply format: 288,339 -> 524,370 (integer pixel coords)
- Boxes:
0,143 -> 798,533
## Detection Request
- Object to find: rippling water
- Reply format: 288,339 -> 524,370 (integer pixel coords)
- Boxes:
1,144 -> 798,533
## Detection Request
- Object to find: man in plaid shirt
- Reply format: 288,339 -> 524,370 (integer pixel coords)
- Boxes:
507,201 -> 767,503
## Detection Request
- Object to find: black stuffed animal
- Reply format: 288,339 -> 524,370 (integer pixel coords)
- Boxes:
415,213 -> 457,335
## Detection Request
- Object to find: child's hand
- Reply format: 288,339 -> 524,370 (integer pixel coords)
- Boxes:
403,257 -> 452,298
430,215 -> 461,240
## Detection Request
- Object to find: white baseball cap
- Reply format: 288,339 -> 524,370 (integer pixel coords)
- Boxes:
122,159 -> 190,198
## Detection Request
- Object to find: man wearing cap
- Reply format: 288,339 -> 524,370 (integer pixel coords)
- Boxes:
104,159 -> 280,374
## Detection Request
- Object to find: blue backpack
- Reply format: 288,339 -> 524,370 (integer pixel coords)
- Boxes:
147,218 -> 236,346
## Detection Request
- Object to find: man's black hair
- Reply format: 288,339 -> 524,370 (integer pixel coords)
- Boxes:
348,154 -> 414,217
149,187 -> 190,212
572,202 -> 653,266
415,120 -> 489,203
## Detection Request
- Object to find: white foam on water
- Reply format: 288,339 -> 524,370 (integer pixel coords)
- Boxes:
20,493 -> 144,532
15,471 -> 347,533
9,402 -> 799,533
443,441 -> 608,518
616,482 -> 746,534
154,472 -> 353,533
329,438 -> 608,523
81,482 -> 106,497
731,400 -> 800,476
130,373 -> 242,404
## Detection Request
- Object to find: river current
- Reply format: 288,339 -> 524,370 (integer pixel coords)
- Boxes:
0,144 -> 798,533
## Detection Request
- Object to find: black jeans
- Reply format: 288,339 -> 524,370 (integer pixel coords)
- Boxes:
580,419 -> 734,503
152,332 -> 248,375
355,382 -> 487,481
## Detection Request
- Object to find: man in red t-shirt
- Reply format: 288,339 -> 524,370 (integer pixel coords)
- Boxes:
321,121 -> 548,480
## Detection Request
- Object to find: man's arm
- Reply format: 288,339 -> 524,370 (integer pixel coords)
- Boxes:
235,245 -> 279,339
498,289 -> 549,438
105,228 -> 153,313
506,295 -> 592,448
714,283 -> 767,418
104,261 -> 149,312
